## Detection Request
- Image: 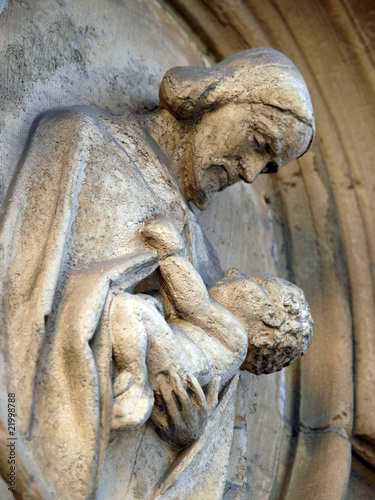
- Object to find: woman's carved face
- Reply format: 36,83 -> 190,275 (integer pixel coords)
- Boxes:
188,103 -> 312,209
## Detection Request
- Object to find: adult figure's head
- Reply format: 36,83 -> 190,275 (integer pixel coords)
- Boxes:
159,47 -> 315,208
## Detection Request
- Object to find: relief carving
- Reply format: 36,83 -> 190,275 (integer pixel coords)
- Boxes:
0,47 -> 315,498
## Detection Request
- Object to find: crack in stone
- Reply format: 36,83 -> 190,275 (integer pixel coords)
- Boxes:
298,424 -> 350,441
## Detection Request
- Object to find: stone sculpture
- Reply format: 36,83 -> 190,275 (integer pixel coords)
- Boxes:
112,216 -> 313,450
0,48 -> 314,498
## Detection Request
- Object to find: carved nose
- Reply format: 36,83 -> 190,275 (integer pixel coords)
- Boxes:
241,158 -> 266,183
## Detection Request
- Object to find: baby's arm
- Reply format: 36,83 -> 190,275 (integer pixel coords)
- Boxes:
140,217 -> 248,380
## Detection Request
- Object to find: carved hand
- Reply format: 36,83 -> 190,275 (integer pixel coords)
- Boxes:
150,371 -> 208,450
140,216 -> 185,259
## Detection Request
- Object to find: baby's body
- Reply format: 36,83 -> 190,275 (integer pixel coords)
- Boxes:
109,249 -> 248,435
109,217 -> 313,448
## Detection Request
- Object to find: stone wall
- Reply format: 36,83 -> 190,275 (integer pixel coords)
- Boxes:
1,0 -> 374,498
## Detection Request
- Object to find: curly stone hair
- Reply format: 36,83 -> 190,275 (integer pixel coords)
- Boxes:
209,269 -> 313,375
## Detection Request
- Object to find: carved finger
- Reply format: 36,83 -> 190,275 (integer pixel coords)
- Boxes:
185,373 -> 207,413
205,375 -> 221,417
170,372 -> 194,419
157,374 -> 184,426
151,406 -> 169,430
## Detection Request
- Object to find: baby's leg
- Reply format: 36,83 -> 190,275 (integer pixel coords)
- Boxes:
109,292 -> 201,431
109,292 -> 154,431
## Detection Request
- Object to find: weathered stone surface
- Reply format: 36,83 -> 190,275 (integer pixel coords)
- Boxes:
0,0 -> 207,202
168,0 -> 375,495
5,0 -> 374,497
346,456 -> 375,500
1,3 -> 316,491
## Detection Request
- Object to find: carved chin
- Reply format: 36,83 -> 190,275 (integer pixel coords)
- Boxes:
199,165 -> 230,199
189,165 -> 231,209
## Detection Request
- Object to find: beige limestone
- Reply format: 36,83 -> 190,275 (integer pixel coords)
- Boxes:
0,24 -> 315,498
167,0 -> 375,496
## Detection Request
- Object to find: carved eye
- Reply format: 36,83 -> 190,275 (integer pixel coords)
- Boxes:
253,135 -> 272,155
254,136 -> 261,150
264,143 -> 272,154
261,162 -> 279,174
253,135 -> 267,152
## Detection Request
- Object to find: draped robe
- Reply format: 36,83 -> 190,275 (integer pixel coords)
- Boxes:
0,107 -> 243,499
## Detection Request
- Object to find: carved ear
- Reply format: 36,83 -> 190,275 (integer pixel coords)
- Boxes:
159,65 -> 216,120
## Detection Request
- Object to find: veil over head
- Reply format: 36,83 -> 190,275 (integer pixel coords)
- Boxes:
159,47 -> 314,132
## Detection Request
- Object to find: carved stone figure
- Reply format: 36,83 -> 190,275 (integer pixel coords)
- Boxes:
0,48 -> 314,499
111,216 -> 313,450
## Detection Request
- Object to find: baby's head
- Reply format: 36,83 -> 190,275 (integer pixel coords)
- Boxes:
209,269 -> 313,375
